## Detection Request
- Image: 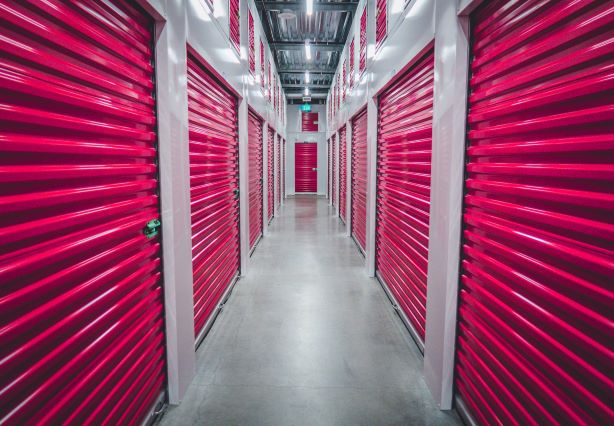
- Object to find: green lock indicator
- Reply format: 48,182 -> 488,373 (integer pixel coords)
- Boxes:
144,218 -> 161,238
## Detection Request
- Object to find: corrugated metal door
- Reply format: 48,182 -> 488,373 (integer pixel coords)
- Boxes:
267,126 -> 274,222
276,135 -> 281,210
248,109 -> 263,251
375,0 -> 387,48
295,143 -> 318,193
376,50 -> 434,342
332,135 -> 337,209
327,138 -> 331,199
187,53 -> 240,339
351,108 -> 368,251
0,1 -> 166,424
455,1 -> 614,424
282,138 -> 286,201
339,125 -> 348,223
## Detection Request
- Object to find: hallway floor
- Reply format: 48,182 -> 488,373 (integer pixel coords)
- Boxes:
160,197 -> 461,426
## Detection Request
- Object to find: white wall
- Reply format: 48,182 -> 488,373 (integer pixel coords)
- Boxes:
285,104 -> 328,195
323,0 -> 479,414
141,0 -> 288,405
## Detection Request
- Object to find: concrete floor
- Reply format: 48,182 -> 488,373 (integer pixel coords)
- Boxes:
160,197 -> 461,426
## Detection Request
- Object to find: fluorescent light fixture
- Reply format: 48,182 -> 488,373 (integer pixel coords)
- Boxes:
305,40 -> 312,60
306,0 -> 313,16
305,71 -> 310,83
304,87 -> 309,96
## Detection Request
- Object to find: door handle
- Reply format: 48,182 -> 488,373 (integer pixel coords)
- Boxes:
312,168 -> 318,171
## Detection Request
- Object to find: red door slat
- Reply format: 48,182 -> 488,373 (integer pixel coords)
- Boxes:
456,1 -> 614,424
376,50 -> 434,342
267,126 -> 274,222
248,109 -> 263,250
295,143 -> 318,193
0,1 -> 165,424
351,108 -> 368,251
187,53 -> 240,339
339,125 -> 348,223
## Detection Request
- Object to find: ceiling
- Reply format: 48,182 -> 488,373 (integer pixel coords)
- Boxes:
256,0 -> 358,104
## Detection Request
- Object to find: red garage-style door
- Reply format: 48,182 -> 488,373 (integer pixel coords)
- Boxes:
455,1 -> 613,424
376,50 -> 434,343
248,109 -> 263,251
187,53 -> 240,341
351,108 -> 368,252
339,125 -> 348,224
276,135 -> 281,209
0,2 -> 166,424
295,143 -> 318,192
267,126 -> 274,222
332,135 -> 337,209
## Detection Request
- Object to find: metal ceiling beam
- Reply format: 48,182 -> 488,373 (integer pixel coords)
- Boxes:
278,69 -> 335,75
282,84 -> 330,89
286,93 -> 328,99
271,41 -> 344,51
261,1 -> 358,12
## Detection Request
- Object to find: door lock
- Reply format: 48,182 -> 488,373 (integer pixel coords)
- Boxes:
143,219 -> 161,239
233,188 -> 240,199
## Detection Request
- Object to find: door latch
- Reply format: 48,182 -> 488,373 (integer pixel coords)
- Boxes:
233,188 -> 240,199
143,219 -> 161,239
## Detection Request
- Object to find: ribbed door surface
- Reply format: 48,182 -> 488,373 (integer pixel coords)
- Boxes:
276,135 -> 281,209
328,139 -> 331,198
267,126 -> 274,222
376,50 -> 434,341
351,108 -> 368,251
0,1 -> 166,424
332,135 -> 337,208
294,143 -> 318,192
339,125 -> 347,223
187,54 -> 240,338
248,109 -> 263,250
455,2 -> 614,424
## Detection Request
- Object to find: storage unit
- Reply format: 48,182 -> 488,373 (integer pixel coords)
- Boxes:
339,125 -> 348,223
455,1 -> 614,424
267,126 -> 274,222
187,53 -> 240,340
332,135 -> 337,209
276,135 -> 281,210
351,108 -> 368,252
0,1 -> 166,423
282,138 -> 286,200
294,143 -> 318,193
248,109 -> 263,251
375,50 -> 434,343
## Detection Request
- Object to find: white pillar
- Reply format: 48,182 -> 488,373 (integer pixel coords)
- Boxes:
152,2 -> 196,404
365,96 -> 378,277
424,0 -> 470,410
238,99 -> 249,275
345,123 -> 353,237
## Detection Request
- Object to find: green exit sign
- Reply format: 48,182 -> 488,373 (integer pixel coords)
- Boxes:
300,104 -> 312,112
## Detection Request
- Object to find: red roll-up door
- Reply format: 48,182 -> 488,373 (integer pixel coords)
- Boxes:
351,108 -> 368,252
282,138 -> 286,200
187,53 -> 240,340
375,0 -> 387,49
455,2 -> 614,425
295,143 -> 318,193
376,50 -> 434,342
276,135 -> 281,210
267,126 -> 274,222
248,109 -> 263,250
332,135 -> 337,208
327,138 -> 331,198
339,125 -> 348,223
0,1 -> 166,424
